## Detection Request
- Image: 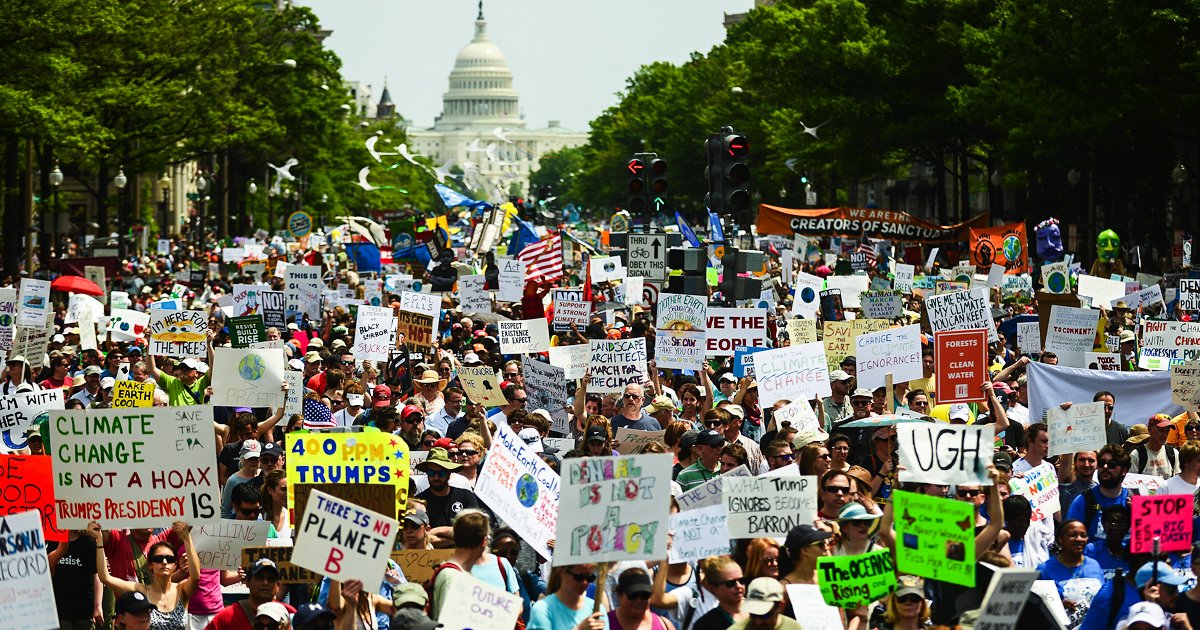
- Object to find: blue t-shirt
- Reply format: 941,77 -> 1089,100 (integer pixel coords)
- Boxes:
1079,578 -> 1140,630
527,594 -> 607,630
1036,555 -> 1105,596
1066,488 -> 1130,542
1084,541 -> 1130,582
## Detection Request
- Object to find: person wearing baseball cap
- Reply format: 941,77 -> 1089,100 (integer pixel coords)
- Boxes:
414,447 -> 482,528
255,601 -> 291,629
145,329 -> 213,405
114,591 -> 156,629
715,372 -> 739,403
220,441 -> 261,518
584,424 -> 611,457
737,577 -> 798,629
1129,414 -> 1181,479
291,602 -> 335,630
676,429 -> 725,491
824,370 -> 855,428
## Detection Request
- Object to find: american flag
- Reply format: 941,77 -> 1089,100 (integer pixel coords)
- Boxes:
517,231 -> 564,283
857,237 -> 878,266
303,398 -> 335,430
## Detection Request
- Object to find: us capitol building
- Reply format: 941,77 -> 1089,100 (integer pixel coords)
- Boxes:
392,4 -> 589,197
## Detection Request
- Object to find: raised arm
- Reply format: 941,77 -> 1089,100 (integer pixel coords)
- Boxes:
975,466 -> 1005,557
86,522 -> 141,595
174,521 -> 201,598
981,382 -> 1009,434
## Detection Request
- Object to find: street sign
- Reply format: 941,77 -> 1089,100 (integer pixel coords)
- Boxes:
288,211 -> 313,238
610,212 -> 630,234
628,233 -> 668,281
642,281 -> 661,308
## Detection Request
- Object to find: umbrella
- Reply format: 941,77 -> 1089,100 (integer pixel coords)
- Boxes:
50,275 -> 104,296
838,413 -> 931,428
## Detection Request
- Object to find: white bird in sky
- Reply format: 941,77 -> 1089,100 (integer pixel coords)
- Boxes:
395,143 -> 421,166
365,136 -> 397,162
465,138 -> 486,153
800,120 -> 830,138
485,142 -> 509,164
268,158 -> 298,181
492,127 -> 511,143
433,159 -> 455,183
356,166 -> 377,191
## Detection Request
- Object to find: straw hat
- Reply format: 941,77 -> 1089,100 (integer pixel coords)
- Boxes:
413,369 -> 448,391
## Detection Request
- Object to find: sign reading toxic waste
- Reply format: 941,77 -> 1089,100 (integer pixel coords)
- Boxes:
935,329 -> 989,404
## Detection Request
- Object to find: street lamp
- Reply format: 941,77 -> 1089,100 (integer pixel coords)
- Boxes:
114,167 -> 128,257
158,174 -> 171,238
195,172 -> 208,249
49,163 -> 62,257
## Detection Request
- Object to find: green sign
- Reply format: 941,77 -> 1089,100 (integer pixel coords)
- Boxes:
894,490 -> 976,587
288,211 -> 313,238
816,549 -> 898,609
229,314 -> 266,348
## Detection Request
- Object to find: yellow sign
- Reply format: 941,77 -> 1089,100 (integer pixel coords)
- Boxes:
110,379 -> 155,408
285,431 -> 410,516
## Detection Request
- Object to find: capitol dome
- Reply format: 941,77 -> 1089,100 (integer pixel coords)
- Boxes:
434,5 -> 524,130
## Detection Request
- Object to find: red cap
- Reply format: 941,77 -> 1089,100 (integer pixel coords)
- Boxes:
433,437 -> 454,449
402,404 -> 424,418
372,385 -> 392,407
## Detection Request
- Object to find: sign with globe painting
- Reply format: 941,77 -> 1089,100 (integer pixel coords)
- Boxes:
211,347 -> 285,408
969,222 -> 1029,274
473,423 -> 559,561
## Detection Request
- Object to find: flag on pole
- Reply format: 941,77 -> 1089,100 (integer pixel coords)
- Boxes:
517,231 -> 564,283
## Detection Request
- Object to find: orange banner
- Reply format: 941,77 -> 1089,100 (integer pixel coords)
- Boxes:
756,205 -> 989,243
968,221 -> 1028,274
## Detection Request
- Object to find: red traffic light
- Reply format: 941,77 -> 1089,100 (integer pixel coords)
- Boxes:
649,159 -> 667,175
724,134 -> 749,157
627,158 -> 645,175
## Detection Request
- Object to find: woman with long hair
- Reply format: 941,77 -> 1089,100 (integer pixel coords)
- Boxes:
89,520 -> 199,630
877,584 -> 930,630
453,431 -> 486,486
743,538 -> 782,580
719,442 -> 748,473
259,469 -> 289,538
778,524 -> 831,586
832,501 -> 884,556
797,442 -> 832,477
827,433 -> 853,472
528,564 -> 606,630
678,383 -> 708,428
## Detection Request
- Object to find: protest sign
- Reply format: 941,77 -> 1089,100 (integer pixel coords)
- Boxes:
436,571 -> 524,630
1140,321 -> 1200,370
231,283 -> 269,317
399,291 -> 440,317
523,359 -> 570,433
861,292 -> 902,320
282,370 -> 303,417
589,256 -> 625,284
614,428 -> 667,455
396,310 -> 435,353
291,489 -> 398,588
1084,351 -> 1121,371
17,278 -> 50,327
362,279 -> 383,307
733,346 -> 769,378
0,509 -> 57,629
497,258 -> 527,302
148,310 -> 207,357
498,319 -> 550,355
784,585 -> 843,630
824,319 -> 890,374
352,305 -> 396,362
389,548 -> 454,584
0,388 -> 64,454
1077,274 -> 1127,307
896,424 -> 994,486
935,329 -> 989,404
457,365 -> 508,408
553,298 -> 591,330
855,324 -> 922,389
1123,473 -> 1165,494
285,265 -> 323,319
193,520 -> 271,571
816,549 -> 898,609
926,287 -> 997,343
588,338 -> 647,394
65,293 -> 103,324
1131,494 -> 1193,554
260,291 -> 286,329
755,342 -> 831,408
1181,279 -> 1200,311
10,324 -> 51,370
1044,306 -> 1100,367
705,307 -> 767,356
723,474 -> 818,537
0,455 -> 65,542
553,453 -> 672,566
893,490 -> 975,587
459,275 -> 491,313
773,399 -> 821,434
655,293 -> 707,369
1171,362 -> 1200,412
474,424 -> 559,560
975,569 -> 1040,630
1010,462 -> 1060,522
110,291 -> 131,310
786,318 -> 817,344
111,379 -> 155,408
826,274 -> 869,308
285,432 -> 409,509
792,271 -> 825,317
668,504 -> 730,563
211,347 -> 284,407
83,266 -> 107,304
107,308 -> 149,343
675,465 -> 751,513
1046,401 -> 1107,456
548,342 -> 589,380
894,264 -> 915,293
51,406 -> 220,528
228,314 -> 266,348
0,288 -> 15,350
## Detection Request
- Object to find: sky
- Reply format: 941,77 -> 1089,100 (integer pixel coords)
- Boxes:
299,0 -> 751,132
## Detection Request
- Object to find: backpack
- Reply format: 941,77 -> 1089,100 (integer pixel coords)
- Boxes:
1133,443 -> 1178,475
1083,487 -> 1131,535
426,561 -> 462,618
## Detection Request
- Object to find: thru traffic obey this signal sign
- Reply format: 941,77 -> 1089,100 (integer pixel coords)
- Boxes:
627,233 -> 668,281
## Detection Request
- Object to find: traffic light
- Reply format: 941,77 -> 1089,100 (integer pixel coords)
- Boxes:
705,127 -> 750,218
626,157 -> 646,215
718,247 -> 764,302
648,158 -> 667,212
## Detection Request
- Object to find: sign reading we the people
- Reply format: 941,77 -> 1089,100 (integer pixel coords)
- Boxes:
50,406 -> 221,528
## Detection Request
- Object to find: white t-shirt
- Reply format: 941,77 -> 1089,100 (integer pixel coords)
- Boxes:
1130,444 -> 1180,480
1158,475 -> 1200,497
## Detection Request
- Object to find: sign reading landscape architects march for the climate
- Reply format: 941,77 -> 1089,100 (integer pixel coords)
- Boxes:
723,475 -> 818,538
498,319 -> 550,355
893,490 -> 976,587
474,424 -> 559,560
896,423 -> 994,486
655,293 -> 707,369
925,287 -> 998,343
1044,305 -> 1101,367
192,520 -> 271,571
291,489 -> 398,587
148,310 -> 207,358
588,338 -> 647,394
855,324 -> 922,389
754,341 -> 831,408
0,509 -> 58,630
285,432 -> 409,509
1046,401 -> 1107,457
553,453 -> 672,566
211,347 -> 284,407
0,455 -> 66,542
816,549 -> 898,609
352,305 -> 395,362
523,359 -> 570,433
705,307 -> 767,356
1140,321 -> 1200,370
51,406 -> 221,528
0,388 -> 64,453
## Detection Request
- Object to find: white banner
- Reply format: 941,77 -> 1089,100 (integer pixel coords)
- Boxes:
193,520 -> 271,570
211,347 -> 285,407
459,275 -> 491,313
497,258 -> 526,302
1047,401 -> 1107,457
0,510 -> 57,629
548,343 -> 589,380
400,291 -> 440,317
925,288 -> 998,343
724,475 -> 818,538
894,264 -> 915,294
497,319 -> 550,355
292,489 -> 398,588
1045,306 -> 1100,367
351,305 -> 396,362
588,338 -> 647,394
1141,321 -> 1200,370
705,308 -> 767,356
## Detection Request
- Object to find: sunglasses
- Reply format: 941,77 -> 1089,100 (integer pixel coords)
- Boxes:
421,440 -> 437,448
514,398 -> 528,403
570,572 -> 597,582
1104,405 -> 1115,411
818,453 -> 832,459
712,578 -> 743,589
851,400 -> 870,407
254,622 -> 281,630
504,372 -> 519,378
149,554 -> 176,564
624,393 -> 642,399
1099,460 -> 1122,469
426,469 -> 451,478
910,401 -> 929,408
623,592 -> 651,601
458,450 -> 479,457
956,489 -> 981,498
823,486 -> 851,495
898,594 -> 924,604
704,420 -> 725,428
238,506 -> 260,516
770,454 -> 795,462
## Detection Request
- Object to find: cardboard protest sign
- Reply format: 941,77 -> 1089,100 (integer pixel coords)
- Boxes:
51,406 -> 220,528
675,465 -> 751,512
786,318 -> 817,344
1046,401 -> 1107,457
148,310 -> 207,357
211,347 -> 284,407
926,288 -> 998,343
1044,306 -> 1100,367
9,324 -> 51,370
293,483 -> 398,525
754,342 -> 831,408
436,571 -> 524,630
352,305 -> 396,362
228,314 -> 266,348
975,568 -> 1039,630
457,365 -> 508,408
193,520 -> 271,570
291,489 -> 398,589
1010,461 -> 1059,522
1131,494 -> 1193,554
111,379 -> 155,408
1084,351 -> 1121,371
855,324 -> 922,390
896,423 -> 994,486
655,293 -> 707,369
548,343 -> 588,380
588,338 -> 647,394
791,271 -> 825,317
474,424 -> 559,560
893,490 -> 975,587
816,549 -> 898,609
0,455 -> 65,542
497,258 -> 527,302
824,319 -> 890,374
389,548 -> 454,584
498,319 -> 550,355
668,504 -> 730,563
284,265 -> 323,319
17,278 -> 50,327
614,428 -> 667,455
733,346 -> 769,378
396,310 -> 435,353
0,509 -> 58,629
1141,321 -> 1200,370
522,359 -> 570,434
723,475 -> 818,538
0,388 -> 64,454
285,432 -> 409,509
705,307 -> 767,356
935,329 -> 989,404
1171,362 -> 1200,412
459,275 -> 491,313
784,584 -> 843,630
553,453 -> 672,566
